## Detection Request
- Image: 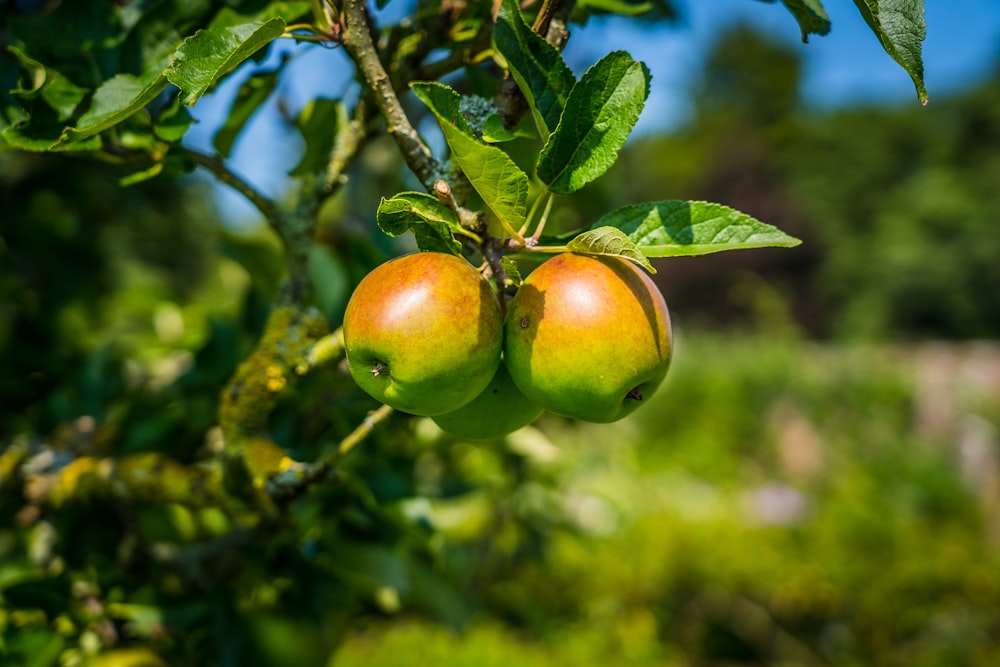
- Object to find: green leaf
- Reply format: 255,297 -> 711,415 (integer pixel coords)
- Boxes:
153,98 -> 194,143
1,125 -> 101,153
40,75 -> 89,122
6,45 -> 47,98
576,0 -> 654,17
6,45 -> 87,121
411,82 -> 529,232
88,648 -> 168,667
566,226 -> 656,273
58,59 -> 170,145
575,0 -> 680,21
536,51 -> 650,194
166,18 -> 286,106
501,255 -> 522,285
493,0 -> 576,137
290,97 -> 345,177
851,0 -> 927,103
119,162 -> 165,187
209,3 -> 311,28
591,200 -> 802,256
759,0 -> 831,41
214,65 -> 281,157
377,192 -> 464,255
481,114 -> 534,143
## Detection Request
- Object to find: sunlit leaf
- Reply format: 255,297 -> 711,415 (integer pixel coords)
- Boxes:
6,45 -> 47,98
501,255 -> 522,284
566,226 -> 656,273
166,18 -> 286,106
377,192 -> 464,255
852,0 -> 927,103
576,0 -> 654,17
58,59 -> 170,145
536,51 -> 649,194
411,82 -> 529,231
481,114 -> 534,143
591,200 -> 802,256
89,647 -> 168,667
119,162 -> 164,187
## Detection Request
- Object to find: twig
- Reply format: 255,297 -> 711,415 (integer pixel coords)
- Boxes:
322,97 -> 375,196
531,0 -> 559,36
529,192 -> 554,242
542,0 -> 576,49
184,148 -> 286,236
298,327 -> 346,375
340,0 -> 441,190
265,403 -> 394,502
333,404 -> 395,461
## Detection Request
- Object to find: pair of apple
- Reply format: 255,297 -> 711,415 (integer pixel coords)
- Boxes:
342,251 -> 673,438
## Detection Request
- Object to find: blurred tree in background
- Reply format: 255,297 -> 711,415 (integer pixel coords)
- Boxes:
3,1 -> 1000,666
593,26 -> 1000,338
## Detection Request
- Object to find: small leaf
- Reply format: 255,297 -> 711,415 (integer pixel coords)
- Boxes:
591,200 -> 802,256
290,97 -> 344,177
6,45 -> 47,98
411,82 -> 529,232
481,114 -> 534,143
576,0 -> 654,17
7,45 -> 87,121
152,93 -> 194,142
377,192 -> 464,255
759,0 -> 831,41
536,51 -> 650,194
1,125 -> 101,153
58,61 -> 170,145
89,648 -> 168,667
209,3 -> 311,28
493,0 -> 576,137
500,256 -> 522,285
166,18 -> 286,106
851,0 -> 927,103
566,226 -> 656,273
119,162 -> 164,187
214,65 -> 281,157
40,74 -> 89,122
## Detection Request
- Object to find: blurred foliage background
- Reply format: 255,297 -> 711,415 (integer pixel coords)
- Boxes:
3,17 -> 1000,667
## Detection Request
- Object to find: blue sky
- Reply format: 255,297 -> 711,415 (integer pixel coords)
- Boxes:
184,1 -> 1000,223
564,0 -> 1000,132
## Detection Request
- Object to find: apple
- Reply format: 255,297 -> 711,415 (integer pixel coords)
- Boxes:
503,253 -> 672,423
431,360 -> 545,439
343,252 -> 503,416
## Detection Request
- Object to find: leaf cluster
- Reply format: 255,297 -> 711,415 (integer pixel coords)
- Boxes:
0,0 -> 939,664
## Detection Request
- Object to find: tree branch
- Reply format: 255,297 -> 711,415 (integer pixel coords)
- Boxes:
265,404 -> 394,502
18,448 -> 230,511
185,148 -> 286,236
331,403 -> 394,461
218,307 -> 330,491
340,0 -> 442,190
